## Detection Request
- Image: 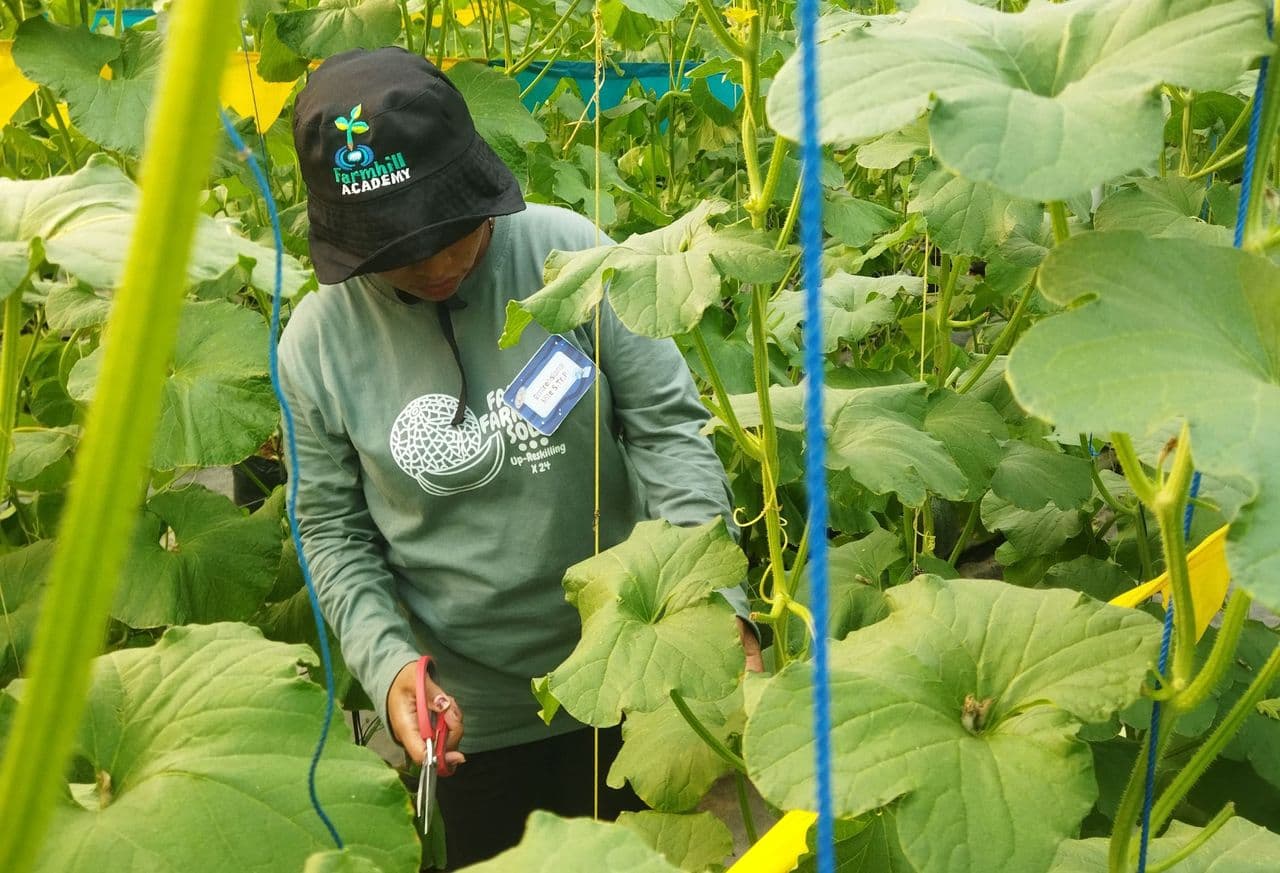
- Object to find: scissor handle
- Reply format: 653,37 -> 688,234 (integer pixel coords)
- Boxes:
414,655 -> 456,777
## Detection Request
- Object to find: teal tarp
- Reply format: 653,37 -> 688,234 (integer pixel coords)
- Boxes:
506,60 -> 739,115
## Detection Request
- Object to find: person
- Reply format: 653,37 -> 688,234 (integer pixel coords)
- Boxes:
280,46 -> 761,869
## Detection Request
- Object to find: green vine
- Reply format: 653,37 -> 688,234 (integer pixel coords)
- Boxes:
0,2 -> 240,870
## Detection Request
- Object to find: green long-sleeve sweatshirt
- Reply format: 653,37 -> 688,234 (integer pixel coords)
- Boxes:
278,203 -> 745,752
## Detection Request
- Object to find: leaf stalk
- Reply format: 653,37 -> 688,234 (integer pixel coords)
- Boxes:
669,689 -> 747,773
0,2 -> 239,870
1151,642 -> 1280,835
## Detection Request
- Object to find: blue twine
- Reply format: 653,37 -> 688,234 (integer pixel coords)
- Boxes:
795,0 -> 835,870
219,111 -> 345,849
1136,7 -> 1270,863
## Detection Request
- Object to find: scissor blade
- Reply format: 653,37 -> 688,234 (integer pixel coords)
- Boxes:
417,738 -> 437,836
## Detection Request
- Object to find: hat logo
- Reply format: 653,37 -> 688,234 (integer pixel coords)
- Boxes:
333,104 -> 374,170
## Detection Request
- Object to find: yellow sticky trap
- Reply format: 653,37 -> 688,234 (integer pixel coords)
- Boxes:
220,52 -> 298,133
727,810 -> 816,873
0,41 -> 38,126
1110,524 -> 1231,641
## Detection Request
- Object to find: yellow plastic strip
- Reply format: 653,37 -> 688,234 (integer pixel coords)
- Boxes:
728,810 -> 817,873
1110,524 -> 1231,641
219,52 -> 298,133
0,41 -> 38,126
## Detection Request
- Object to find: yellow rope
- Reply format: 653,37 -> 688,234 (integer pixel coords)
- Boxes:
591,0 -> 604,823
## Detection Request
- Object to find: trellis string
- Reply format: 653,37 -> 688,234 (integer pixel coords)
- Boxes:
795,0 -> 835,871
219,111 -> 345,849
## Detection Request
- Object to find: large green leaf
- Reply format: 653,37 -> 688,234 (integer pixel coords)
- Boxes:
13,19 -> 161,155
908,158 -> 1042,257
990,441 -> 1093,512
825,190 -> 901,248
69,300 -> 279,470
1050,817 -> 1280,872
304,851 -> 389,873
795,812 -> 915,873
457,811 -> 682,872
448,62 -> 548,147
1094,177 -> 1233,245
617,810 -> 734,872
536,519 -> 747,727
13,623 -> 418,873
617,0 -> 686,21
744,577 -> 1160,873
501,202 -> 790,343
609,690 -> 742,811
114,485 -> 281,628
6,428 -> 76,489
769,272 -> 904,354
922,390 -> 1008,500
0,540 -> 53,688
1005,232 -> 1280,611
710,383 -> 968,506
0,157 -> 306,299
981,491 -> 1085,561
271,0 -> 403,59
768,0 -> 1270,200
798,528 -> 902,640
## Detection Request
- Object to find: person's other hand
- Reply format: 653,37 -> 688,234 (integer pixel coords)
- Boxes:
387,659 -> 466,768
737,617 -> 764,673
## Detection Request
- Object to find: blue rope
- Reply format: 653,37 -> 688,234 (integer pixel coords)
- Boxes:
219,111 -> 345,849
1136,9 -> 1270,864
795,0 -> 834,870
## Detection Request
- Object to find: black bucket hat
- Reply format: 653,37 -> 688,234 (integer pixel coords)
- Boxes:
292,47 -> 526,284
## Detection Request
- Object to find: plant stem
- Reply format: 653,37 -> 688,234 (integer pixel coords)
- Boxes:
1133,505 -> 1156,586
518,38 -> 566,100
38,87 -> 78,171
739,9 -> 765,226
776,182 -> 803,249
398,0 -> 415,53
1190,94 -> 1254,177
1048,201 -> 1071,244
735,770 -> 760,844
1244,30 -> 1280,249
1151,642 -> 1280,835
691,0 -> 749,60
1179,91 -> 1194,177
0,2 -> 239,870
1109,432 -> 1159,505
508,0 -> 584,74
751,280 -> 792,663
690,329 -> 761,460
0,292 -> 25,500
1108,717 -> 1177,873
956,280 -> 1033,394
669,689 -> 747,772
750,136 -> 790,225
1171,589 -> 1251,712
947,501 -> 980,565
497,0 -> 513,68
1147,803 -> 1235,873
1151,426 -> 1197,687
934,255 -> 964,382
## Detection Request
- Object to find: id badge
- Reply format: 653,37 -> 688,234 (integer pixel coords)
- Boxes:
503,335 -> 595,436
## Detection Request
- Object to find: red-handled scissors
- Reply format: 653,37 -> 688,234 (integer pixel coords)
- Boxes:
414,655 -> 455,836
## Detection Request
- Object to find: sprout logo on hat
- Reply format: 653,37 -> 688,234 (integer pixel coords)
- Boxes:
333,104 -> 373,169
330,103 -> 412,196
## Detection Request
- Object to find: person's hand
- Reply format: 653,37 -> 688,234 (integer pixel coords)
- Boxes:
737,617 -> 764,673
386,659 -> 466,769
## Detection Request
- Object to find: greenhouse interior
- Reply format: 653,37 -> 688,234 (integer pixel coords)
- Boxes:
1,1 -> 1279,872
